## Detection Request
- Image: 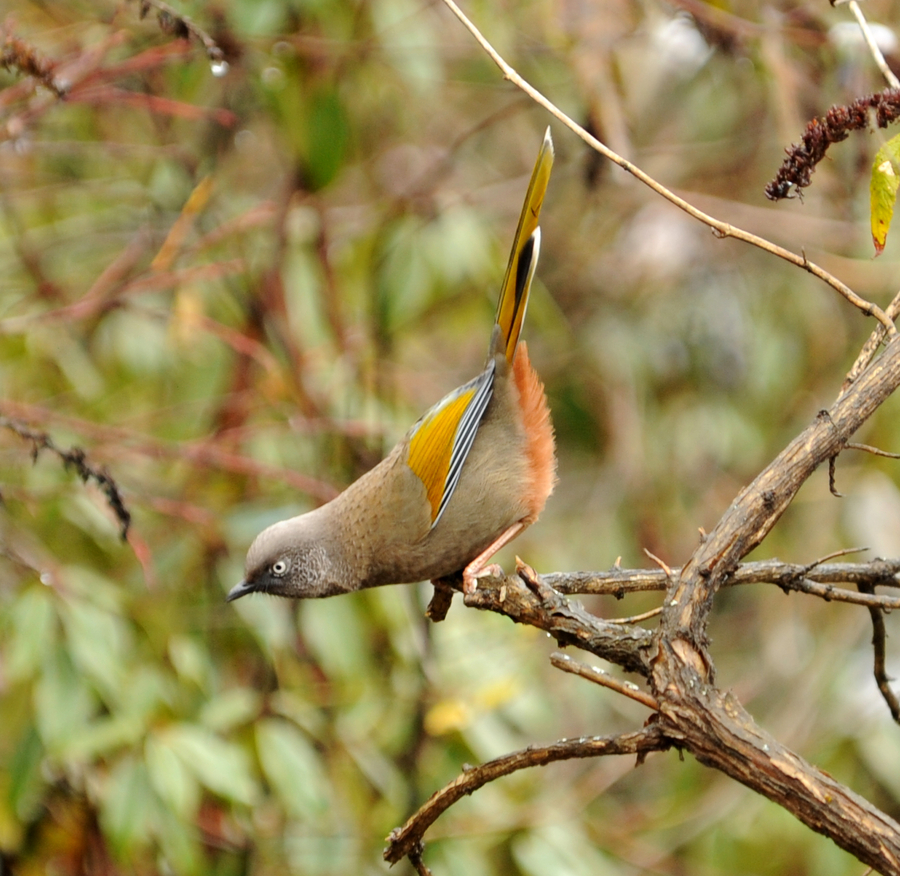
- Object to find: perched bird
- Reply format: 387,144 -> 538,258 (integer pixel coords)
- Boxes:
228,129 -> 556,603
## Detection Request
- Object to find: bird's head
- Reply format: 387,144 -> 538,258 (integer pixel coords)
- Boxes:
227,511 -> 353,602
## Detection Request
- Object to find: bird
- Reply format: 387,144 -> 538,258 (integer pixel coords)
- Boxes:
227,128 -> 556,603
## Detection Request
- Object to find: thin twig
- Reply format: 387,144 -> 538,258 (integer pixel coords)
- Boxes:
135,0 -> 226,64
843,289 -> 900,391
0,399 -> 339,503
845,442 -> 900,459
607,607 -> 663,625
802,546 -> 870,569
858,582 -> 900,723
0,415 -> 131,539
644,548 -> 673,577
438,0 -> 896,337
408,844 -> 433,876
846,0 -> 900,89
550,652 -> 660,709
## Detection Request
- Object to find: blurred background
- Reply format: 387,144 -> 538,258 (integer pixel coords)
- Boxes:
1,0 -> 900,873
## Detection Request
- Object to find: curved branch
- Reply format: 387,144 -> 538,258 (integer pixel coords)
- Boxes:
649,322 -> 900,876
383,725 -> 669,865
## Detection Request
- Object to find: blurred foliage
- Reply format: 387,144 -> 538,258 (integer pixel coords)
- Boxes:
1,0 -> 900,874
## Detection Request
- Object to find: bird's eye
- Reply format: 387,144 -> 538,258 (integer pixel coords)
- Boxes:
272,559 -> 289,576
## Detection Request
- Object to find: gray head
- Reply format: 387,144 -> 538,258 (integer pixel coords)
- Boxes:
227,510 -> 354,602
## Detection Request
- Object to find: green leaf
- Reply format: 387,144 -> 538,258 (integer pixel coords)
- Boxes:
59,596 -> 129,699
870,134 -> 900,254
199,687 -> 261,732
156,807 -> 201,875
101,756 -> 157,853
8,727 -> 45,822
256,718 -> 329,817
164,724 -> 259,806
168,635 -> 213,691
145,734 -> 200,820
5,587 -> 57,681
34,649 -> 96,751
307,88 -> 349,191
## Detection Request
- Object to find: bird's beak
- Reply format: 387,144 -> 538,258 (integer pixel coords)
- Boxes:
226,579 -> 255,602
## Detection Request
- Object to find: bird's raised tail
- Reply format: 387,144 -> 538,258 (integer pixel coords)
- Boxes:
493,127 -> 555,366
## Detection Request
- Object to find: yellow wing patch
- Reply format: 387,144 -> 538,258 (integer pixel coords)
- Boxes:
408,387 -> 476,522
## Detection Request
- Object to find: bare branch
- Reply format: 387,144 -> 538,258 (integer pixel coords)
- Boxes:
544,558 -> 900,608
844,289 -> 900,389
0,399 -> 339,504
383,725 -> 669,865
461,569 -> 653,677
550,652 -> 660,710
843,1 -> 900,89
846,442 -> 900,459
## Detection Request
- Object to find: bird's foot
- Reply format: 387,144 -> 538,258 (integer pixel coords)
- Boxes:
462,562 -> 504,596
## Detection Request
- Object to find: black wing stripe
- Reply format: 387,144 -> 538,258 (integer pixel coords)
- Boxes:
432,361 -> 496,527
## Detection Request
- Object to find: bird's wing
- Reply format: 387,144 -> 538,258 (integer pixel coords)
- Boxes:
407,361 -> 496,527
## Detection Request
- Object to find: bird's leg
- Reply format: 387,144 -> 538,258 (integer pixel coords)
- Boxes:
461,521 -> 526,595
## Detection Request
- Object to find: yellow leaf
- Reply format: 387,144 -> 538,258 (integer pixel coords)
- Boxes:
870,137 -> 900,255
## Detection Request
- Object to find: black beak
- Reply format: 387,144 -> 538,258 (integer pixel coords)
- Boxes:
226,579 -> 255,602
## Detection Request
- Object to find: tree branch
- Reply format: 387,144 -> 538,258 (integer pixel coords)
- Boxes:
545,558 -> 900,609
383,725 -> 669,865
406,6 -> 900,873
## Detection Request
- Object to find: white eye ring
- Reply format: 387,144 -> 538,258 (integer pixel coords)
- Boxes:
272,560 -> 289,576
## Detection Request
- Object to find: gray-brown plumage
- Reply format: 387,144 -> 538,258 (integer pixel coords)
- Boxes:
228,130 -> 556,603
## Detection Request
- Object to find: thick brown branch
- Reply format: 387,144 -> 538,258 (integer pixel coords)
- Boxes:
647,336 -> 900,873
383,725 -> 669,865
654,657 -> 900,873
666,334 -> 900,654
461,572 -> 653,676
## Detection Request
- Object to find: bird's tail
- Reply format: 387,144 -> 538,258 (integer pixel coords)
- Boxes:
493,127 -> 555,365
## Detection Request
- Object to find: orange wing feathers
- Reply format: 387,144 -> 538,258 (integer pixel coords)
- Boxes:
513,342 -> 556,520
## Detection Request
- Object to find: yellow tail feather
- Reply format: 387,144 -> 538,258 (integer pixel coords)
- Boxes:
494,127 -> 555,365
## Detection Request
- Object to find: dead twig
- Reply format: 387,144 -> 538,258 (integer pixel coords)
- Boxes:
550,652 -> 660,710
135,0 -> 226,66
0,415 -> 131,540
858,581 -> 900,724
